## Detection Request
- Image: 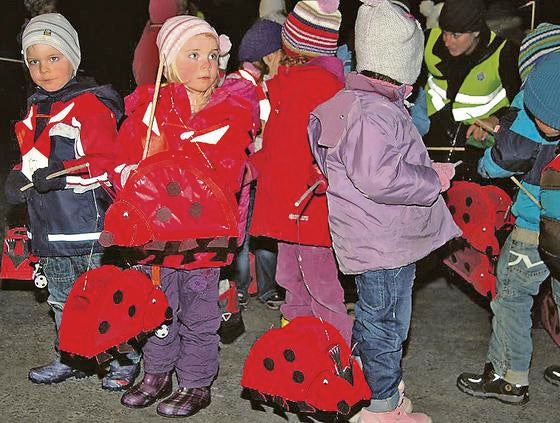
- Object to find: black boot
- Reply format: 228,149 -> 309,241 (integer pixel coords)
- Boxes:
544,365 -> 560,386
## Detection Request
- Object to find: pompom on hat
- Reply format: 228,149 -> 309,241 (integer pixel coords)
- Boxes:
281,0 -> 341,58
523,51 -> 560,130
354,0 -> 424,85
21,13 -> 81,73
156,15 -> 231,77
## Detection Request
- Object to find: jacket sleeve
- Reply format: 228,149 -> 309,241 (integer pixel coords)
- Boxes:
341,111 -> 441,207
478,108 -> 539,179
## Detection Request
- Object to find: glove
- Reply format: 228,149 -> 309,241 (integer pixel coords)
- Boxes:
4,170 -> 31,204
32,161 -> 66,193
432,162 -> 456,192
307,163 -> 328,195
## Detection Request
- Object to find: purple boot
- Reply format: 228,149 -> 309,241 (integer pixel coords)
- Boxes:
156,386 -> 211,417
121,372 -> 173,409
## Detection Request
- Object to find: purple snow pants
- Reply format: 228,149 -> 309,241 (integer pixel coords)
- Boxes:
141,266 -> 220,389
276,242 -> 353,344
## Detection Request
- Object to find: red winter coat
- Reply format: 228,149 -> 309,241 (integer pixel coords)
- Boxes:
249,59 -> 344,246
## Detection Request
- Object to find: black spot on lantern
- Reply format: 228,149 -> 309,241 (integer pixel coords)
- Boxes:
462,213 -> 470,224
166,181 -> 181,196
128,305 -> 136,317
283,349 -> 296,362
465,197 -> 473,207
113,290 -> 123,304
98,321 -> 110,334
263,357 -> 274,371
337,400 -> 350,414
189,202 -> 202,218
449,205 -> 456,215
292,370 -> 304,383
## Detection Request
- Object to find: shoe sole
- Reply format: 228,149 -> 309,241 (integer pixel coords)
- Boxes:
457,381 -> 529,405
28,372 -> 89,385
156,400 -> 210,418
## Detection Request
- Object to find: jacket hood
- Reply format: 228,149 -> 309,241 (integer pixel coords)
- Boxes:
345,72 -> 411,102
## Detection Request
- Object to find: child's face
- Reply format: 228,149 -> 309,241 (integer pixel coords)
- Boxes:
26,44 -> 73,92
173,33 -> 219,93
535,118 -> 560,138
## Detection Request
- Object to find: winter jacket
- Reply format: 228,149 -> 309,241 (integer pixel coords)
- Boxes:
478,91 -> 559,232
249,57 -> 344,246
308,72 -> 461,274
7,77 -> 122,257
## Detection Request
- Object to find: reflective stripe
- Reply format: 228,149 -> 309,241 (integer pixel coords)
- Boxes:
260,98 -> 271,122
452,88 -> 507,121
48,232 -> 101,242
427,75 -> 447,111
455,85 -> 505,105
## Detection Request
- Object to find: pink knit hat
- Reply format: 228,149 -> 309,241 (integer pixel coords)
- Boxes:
156,15 -> 232,74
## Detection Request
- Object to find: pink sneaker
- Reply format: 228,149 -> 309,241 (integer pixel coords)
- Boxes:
358,404 -> 432,423
349,381 -> 413,422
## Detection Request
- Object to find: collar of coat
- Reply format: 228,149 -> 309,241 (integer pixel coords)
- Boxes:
345,72 -> 412,103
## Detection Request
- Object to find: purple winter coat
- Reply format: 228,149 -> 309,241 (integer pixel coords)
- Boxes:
308,72 -> 461,274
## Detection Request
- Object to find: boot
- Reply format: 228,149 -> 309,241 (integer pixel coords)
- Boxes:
121,372 -> 173,408
28,359 -> 88,384
102,359 -> 140,391
358,402 -> 431,423
156,386 -> 211,418
544,365 -> 560,386
457,362 -> 529,404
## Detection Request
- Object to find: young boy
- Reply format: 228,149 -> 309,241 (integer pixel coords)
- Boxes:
4,13 -> 139,391
308,1 -> 460,421
457,51 -> 560,404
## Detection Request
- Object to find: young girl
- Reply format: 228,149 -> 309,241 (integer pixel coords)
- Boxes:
308,1 -> 460,422
114,16 -> 259,418
248,0 -> 353,343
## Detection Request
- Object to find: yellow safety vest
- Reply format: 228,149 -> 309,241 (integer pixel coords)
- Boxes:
424,28 -> 510,124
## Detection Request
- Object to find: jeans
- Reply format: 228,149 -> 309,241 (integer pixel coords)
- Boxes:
235,183 -> 279,301
487,227 -> 557,386
353,263 -> 415,412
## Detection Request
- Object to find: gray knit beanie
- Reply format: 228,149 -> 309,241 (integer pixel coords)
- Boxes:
22,13 -> 81,73
355,0 -> 424,85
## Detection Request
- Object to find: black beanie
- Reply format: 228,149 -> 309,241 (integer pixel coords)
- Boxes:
439,0 -> 487,33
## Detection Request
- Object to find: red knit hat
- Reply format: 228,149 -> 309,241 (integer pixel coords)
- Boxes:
281,0 -> 341,57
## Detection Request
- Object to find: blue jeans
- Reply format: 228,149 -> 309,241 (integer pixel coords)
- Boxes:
353,263 -> 415,412
487,227 -> 557,385
235,183 -> 279,301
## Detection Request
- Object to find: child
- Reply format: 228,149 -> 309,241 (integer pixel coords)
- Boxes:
248,0 -> 353,343
115,15 -> 258,418
308,1 -> 460,422
457,50 -> 560,404
4,13 -> 140,391
232,18 -> 285,310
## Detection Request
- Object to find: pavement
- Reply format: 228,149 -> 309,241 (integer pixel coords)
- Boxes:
1,273 -> 559,423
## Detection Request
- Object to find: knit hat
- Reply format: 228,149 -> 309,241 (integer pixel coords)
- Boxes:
354,0 -> 424,85
519,23 -> 560,85
524,52 -> 560,130
439,0 -> 486,33
156,15 -> 232,77
239,19 -> 283,62
21,13 -> 81,73
281,0 -> 341,58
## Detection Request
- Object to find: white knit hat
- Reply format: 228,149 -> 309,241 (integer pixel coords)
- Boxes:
354,0 -> 423,85
156,15 -> 231,77
259,0 -> 287,24
22,13 -> 81,73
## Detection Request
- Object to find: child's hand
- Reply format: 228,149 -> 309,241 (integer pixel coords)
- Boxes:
431,162 -> 456,192
32,162 -> 66,193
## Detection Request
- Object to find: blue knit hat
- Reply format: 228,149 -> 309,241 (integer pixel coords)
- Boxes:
238,19 -> 283,63
524,51 -> 560,130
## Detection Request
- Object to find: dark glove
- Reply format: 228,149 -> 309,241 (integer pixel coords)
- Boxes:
307,163 -> 328,195
32,162 -> 66,193
4,170 -> 31,204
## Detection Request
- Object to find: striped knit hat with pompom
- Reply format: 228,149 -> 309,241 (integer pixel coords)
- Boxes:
281,0 -> 341,57
518,23 -> 560,85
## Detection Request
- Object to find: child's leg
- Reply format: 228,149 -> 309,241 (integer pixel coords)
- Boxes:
276,242 -> 311,320
175,268 -> 221,388
298,245 -> 353,344
142,267 -> 182,375
353,264 -> 415,412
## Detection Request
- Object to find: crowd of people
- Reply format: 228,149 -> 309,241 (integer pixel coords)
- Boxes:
3,0 -> 560,422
